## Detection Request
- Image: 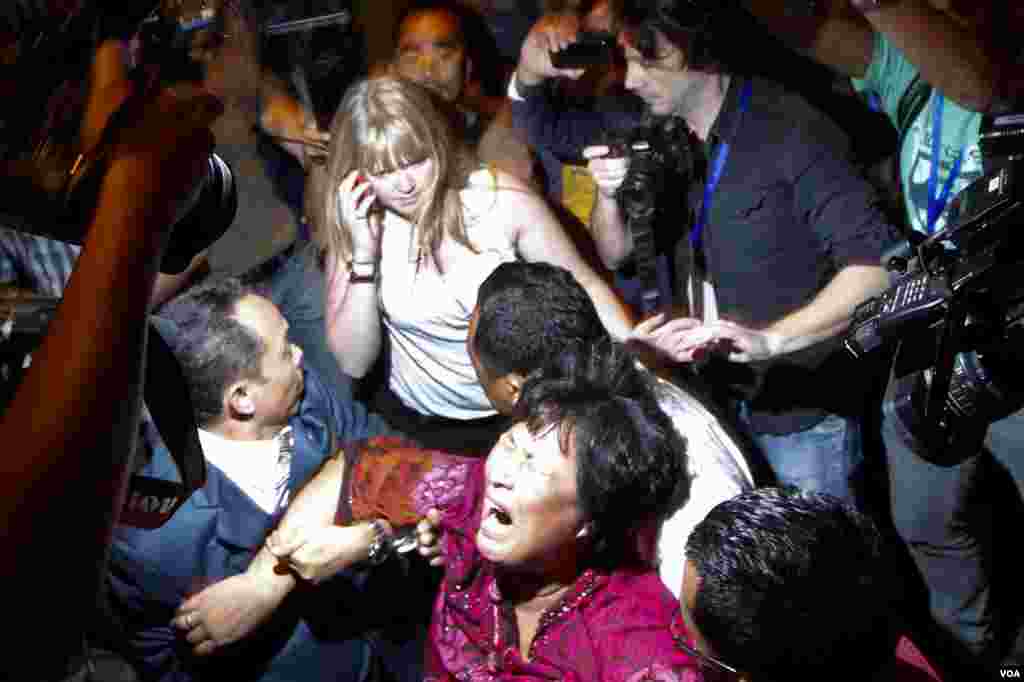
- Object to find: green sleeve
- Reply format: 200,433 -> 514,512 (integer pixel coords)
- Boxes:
850,32 -> 922,127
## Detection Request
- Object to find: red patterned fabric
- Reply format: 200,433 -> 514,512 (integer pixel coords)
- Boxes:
347,436 -> 471,527
342,437 -> 700,682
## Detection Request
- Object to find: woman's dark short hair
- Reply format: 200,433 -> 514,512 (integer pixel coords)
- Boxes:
685,487 -> 898,678
158,277 -> 264,427
519,339 -> 690,569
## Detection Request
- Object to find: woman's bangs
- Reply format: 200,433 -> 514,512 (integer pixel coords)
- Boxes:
359,122 -> 430,175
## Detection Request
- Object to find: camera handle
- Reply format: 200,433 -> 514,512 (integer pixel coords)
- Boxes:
920,299 -> 969,450
886,293 -> 990,464
624,207 -> 661,316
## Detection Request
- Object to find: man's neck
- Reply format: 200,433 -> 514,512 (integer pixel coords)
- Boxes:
680,72 -> 732,142
209,419 -> 287,442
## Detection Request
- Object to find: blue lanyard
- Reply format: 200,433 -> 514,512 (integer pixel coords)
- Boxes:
690,79 -> 753,250
926,93 -> 964,233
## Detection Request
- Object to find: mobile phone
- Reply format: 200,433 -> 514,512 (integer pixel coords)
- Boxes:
550,32 -> 615,69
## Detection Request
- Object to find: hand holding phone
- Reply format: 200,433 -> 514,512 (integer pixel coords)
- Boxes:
550,32 -> 615,69
342,170 -> 381,260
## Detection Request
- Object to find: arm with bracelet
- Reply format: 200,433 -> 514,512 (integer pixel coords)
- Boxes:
276,436 -> 479,581
322,169 -> 386,378
173,436 -> 479,656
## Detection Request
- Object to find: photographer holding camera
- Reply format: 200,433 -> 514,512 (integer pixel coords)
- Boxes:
0,36 -> 221,681
740,0 -> 1024,667
511,0 -> 897,506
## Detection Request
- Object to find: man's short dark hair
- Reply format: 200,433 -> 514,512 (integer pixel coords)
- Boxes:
618,0 -> 713,62
474,261 -> 607,377
685,487 -> 898,678
521,338 -> 689,569
158,277 -> 264,427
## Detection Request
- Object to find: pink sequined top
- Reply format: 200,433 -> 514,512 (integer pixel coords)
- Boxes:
339,437 -> 701,682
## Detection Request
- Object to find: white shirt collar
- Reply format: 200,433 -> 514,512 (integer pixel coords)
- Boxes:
198,426 -> 293,514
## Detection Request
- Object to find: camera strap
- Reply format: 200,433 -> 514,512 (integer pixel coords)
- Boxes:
688,78 -> 752,251
688,79 -> 751,321
1,299 -> 206,528
926,93 -> 965,234
119,318 -> 207,529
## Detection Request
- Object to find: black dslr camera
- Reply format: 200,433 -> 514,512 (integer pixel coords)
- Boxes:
604,116 -> 694,314
0,0 -> 236,275
845,160 -> 1024,463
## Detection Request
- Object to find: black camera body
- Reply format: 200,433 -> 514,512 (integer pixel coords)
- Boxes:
550,32 -> 615,69
604,116 -> 694,313
612,117 -> 694,217
845,162 -> 1024,462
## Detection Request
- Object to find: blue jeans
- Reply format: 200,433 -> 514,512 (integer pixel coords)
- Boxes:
886,407 -> 1024,660
741,405 -> 863,506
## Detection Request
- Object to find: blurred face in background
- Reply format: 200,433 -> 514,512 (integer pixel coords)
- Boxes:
394,8 -> 469,103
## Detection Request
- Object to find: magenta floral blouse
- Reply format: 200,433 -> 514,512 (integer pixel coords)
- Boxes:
338,437 -> 701,682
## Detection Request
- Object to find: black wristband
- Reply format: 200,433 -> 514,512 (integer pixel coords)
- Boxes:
513,71 -> 548,100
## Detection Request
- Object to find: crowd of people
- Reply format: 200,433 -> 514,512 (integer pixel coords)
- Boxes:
2,0 -> 1022,680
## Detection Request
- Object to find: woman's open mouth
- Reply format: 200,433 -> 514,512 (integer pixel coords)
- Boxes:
479,497 -> 514,539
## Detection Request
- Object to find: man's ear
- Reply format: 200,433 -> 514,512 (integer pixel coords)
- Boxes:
227,381 -> 256,419
502,371 -> 525,409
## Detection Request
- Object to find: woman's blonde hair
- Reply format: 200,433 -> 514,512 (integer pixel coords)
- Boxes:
313,76 -> 477,274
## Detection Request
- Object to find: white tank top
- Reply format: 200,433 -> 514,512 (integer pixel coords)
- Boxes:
378,170 -> 516,418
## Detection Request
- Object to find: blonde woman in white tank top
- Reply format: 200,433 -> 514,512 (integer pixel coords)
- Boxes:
311,77 -> 685,423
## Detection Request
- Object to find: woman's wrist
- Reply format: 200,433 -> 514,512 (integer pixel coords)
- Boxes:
848,0 -> 892,14
347,258 -> 379,284
350,251 -> 379,264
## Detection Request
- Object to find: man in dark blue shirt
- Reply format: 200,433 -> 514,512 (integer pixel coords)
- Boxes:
509,1 -> 897,505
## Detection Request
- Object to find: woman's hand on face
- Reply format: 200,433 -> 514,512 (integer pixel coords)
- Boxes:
340,170 -> 383,261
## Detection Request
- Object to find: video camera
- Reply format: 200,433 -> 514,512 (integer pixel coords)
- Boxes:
845,158 -> 1024,463
0,0 -> 236,275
